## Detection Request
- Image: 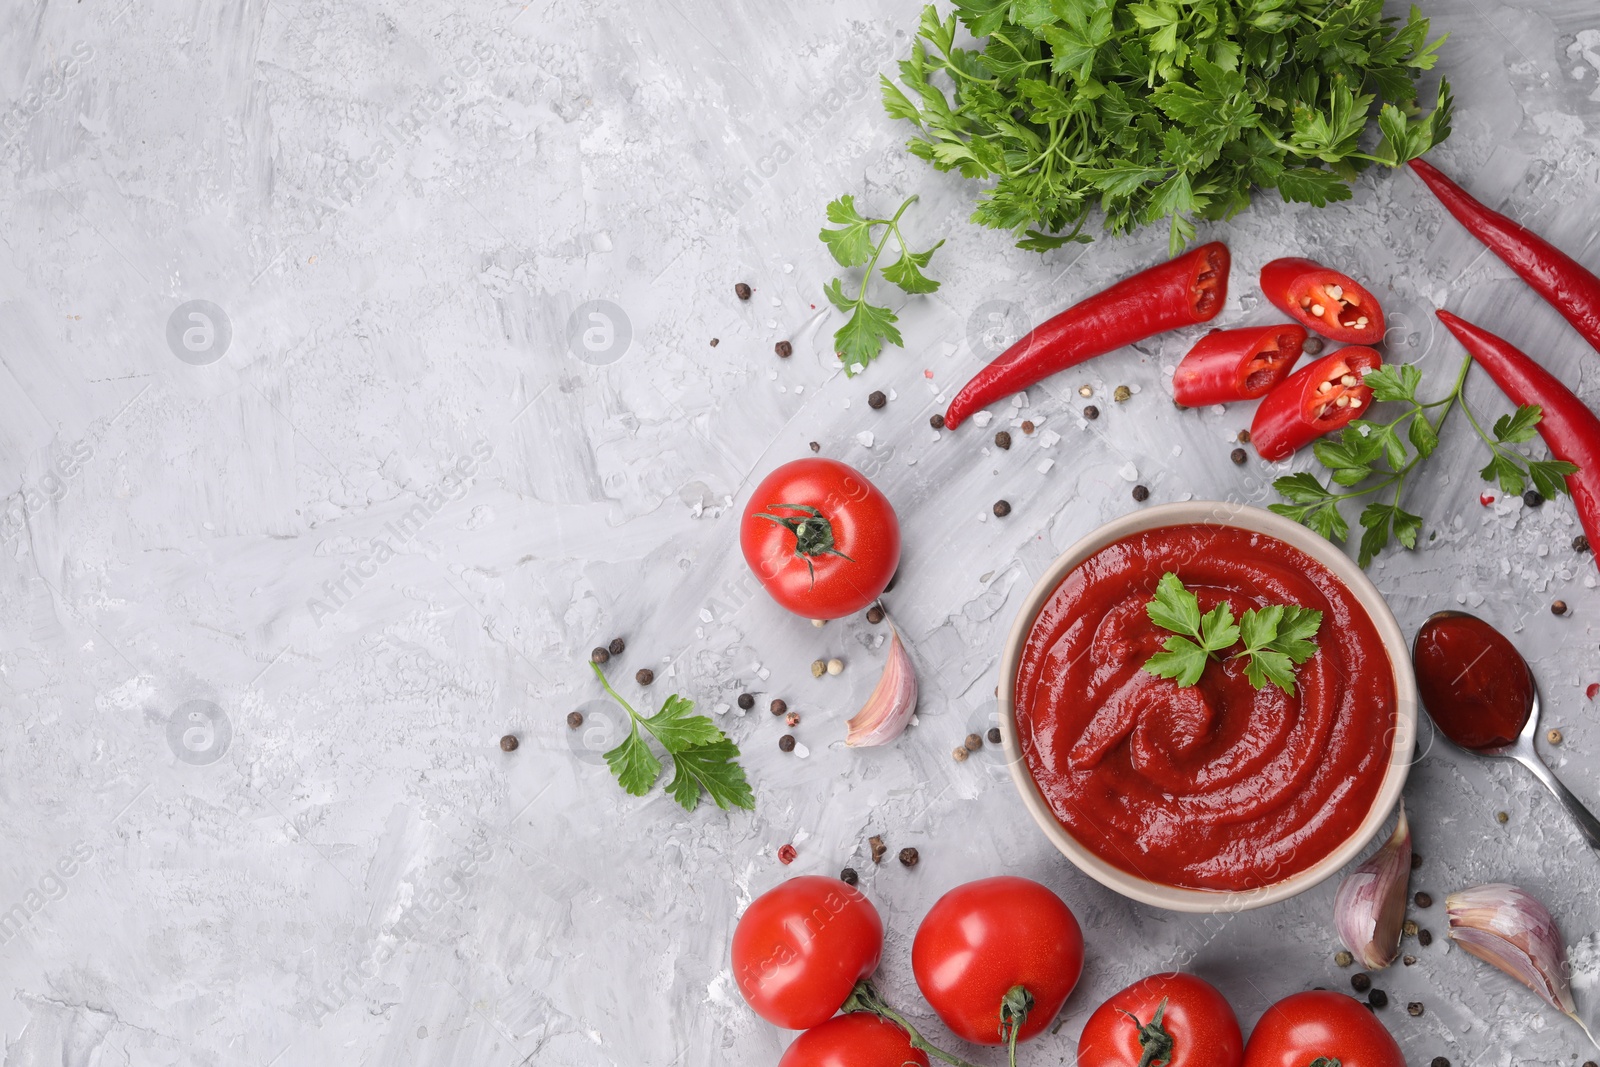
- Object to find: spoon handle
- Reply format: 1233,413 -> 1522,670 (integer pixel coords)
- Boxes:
1514,751 -> 1600,849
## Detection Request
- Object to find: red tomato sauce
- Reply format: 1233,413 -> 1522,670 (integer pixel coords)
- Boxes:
1014,524 -> 1396,891
1411,612 -> 1532,750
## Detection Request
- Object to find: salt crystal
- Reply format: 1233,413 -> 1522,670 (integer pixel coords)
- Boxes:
713,703 -> 730,716
794,742 -> 810,759
1538,544 -> 1550,557
930,430 -> 942,443
972,411 -> 994,428
696,627 -> 706,639
978,512 -> 988,523
1011,392 -> 1028,407
1170,444 -> 1182,457
795,385 -> 804,394
1587,575 -> 1597,589
843,399 -> 851,409
1128,384 -> 1142,394
783,263 -> 794,273
757,666 -> 771,680
769,369 -> 778,380
905,455 -> 917,465
766,319 -> 778,328
856,431 -> 875,447
1118,462 -> 1139,481
1038,458 -> 1055,474
770,297 -> 781,306
1039,430 -> 1061,448
779,385 -> 787,393
699,608 -> 714,623
851,363 -> 864,374
888,389 -> 898,401
1161,363 -> 1176,376
1211,405 -> 1226,416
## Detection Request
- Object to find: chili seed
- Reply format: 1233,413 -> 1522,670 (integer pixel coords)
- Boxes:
500,734 -> 519,751
1496,810 -> 1509,823
1403,919 -> 1418,938
1575,535 -> 1591,553
994,430 -> 1012,450
1083,405 -> 1099,420
566,711 -> 584,730
827,658 -> 844,675
777,843 -> 796,864
869,835 -> 887,863
866,605 -> 885,624
591,647 -> 610,664
811,659 -> 826,678
737,693 -> 755,710
1021,420 -> 1035,434
1303,336 -> 1325,355
635,668 -> 654,686
1237,429 -> 1252,443
1415,891 -> 1433,908
1524,490 -> 1545,508
987,727 -> 1002,744
1351,973 -> 1372,993
609,637 -> 626,655
868,390 -> 887,409
964,733 -> 983,752
930,413 -> 946,429
1132,485 -> 1150,502
785,711 -> 800,727
898,847 -> 919,867
1418,928 -> 1433,946
779,734 -> 796,752
809,441 -> 820,453
770,699 -> 787,716
993,500 -> 1012,517
1548,728 -> 1564,745
1334,950 -> 1354,967
1368,989 -> 1388,1009
1113,385 -> 1132,403
1552,600 -> 1568,616
775,340 -> 793,358
840,867 -> 858,886
735,282 -> 752,300
1431,1059 -> 1451,1067
952,746 -> 969,762
1231,447 -> 1247,465
1411,852 -> 1423,870
1078,385 -> 1093,397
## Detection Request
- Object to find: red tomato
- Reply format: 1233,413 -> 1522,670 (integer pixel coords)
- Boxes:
1077,973 -> 1243,1067
731,876 -> 884,1030
777,1013 -> 930,1067
1243,991 -> 1404,1067
740,458 -> 900,620
911,876 -> 1084,1045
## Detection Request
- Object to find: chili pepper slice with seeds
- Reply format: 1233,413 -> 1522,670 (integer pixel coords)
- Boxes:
1436,311 -> 1600,552
943,242 -> 1229,429
1260,258 -> 1386,344
1173,323 -> 1307,407
1251,347 -> 1382,461
1412,158 -> 1600,357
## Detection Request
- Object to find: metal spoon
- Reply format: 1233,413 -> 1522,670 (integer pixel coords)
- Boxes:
1413,610 -> 1600,849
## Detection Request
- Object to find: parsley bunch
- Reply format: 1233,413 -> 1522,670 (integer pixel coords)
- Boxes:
882,1 -> 1452,253
1143,572 -> 1322,694
820,194 -> 944,373
1270,356 -> 1577,566
591,663 -> 754,812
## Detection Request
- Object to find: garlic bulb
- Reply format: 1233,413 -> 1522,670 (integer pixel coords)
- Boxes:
1333,804 -> 1411,969
845,625 -> 918,747
1447,883 -> 1577,1017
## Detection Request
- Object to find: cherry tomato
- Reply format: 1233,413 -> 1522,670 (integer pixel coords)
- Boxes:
731,876 -> 884,1030
1077,973 -> 1243,1067
1243,990 -> 1404,1067
911,876 -> 1084,1046
777,1013 -> 930,1067
740,458 -> 900,620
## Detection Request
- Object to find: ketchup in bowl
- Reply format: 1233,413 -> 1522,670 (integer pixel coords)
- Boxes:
1013,524 -> 1396,891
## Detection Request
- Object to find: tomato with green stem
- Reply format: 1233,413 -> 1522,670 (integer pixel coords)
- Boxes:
1243,990 -> 1404,1067
1077,973 -> 1242,1067
778,1014 -> 930,1067
911,877 -> 1084,1066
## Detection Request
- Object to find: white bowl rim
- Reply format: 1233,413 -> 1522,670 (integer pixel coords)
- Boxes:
997,500 -> 1418,913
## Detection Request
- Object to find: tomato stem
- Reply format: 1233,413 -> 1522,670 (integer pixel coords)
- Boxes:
999,984 -> 1033,1067
1306,1059 -> 1342,1067
754,503 -> 855,586
1121,997 -> 1176,1067
842,981 -> 983,1067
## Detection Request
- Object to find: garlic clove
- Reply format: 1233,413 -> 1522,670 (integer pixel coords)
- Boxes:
845,625 -> 918,747
1334,804 -> 1411,969
1447,883 -> 1578,1017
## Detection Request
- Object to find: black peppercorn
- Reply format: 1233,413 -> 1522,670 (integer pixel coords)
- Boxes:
609,637 -> 625,655
1237,429 -> 1252,443
1407,1002 -> 1424,1017
868,390 -> 886,409
737,693 -> 755,710
500,734 -> 519,751
1411,853 -> 1423,870
898,847 -> 919,867
987,727 -> 1001,744
1231,447 -> 1247,465
930,413 -> 945,429
993,500 -> 1011,517
635,668 -> 654,686
1575,535 -> 1591,553
1303,337 -> 1324,356
1552,600 -> 1568,616
1431,1058 -> 1451,1067
1418,928 -> 1433,946
963,733 -> 983,752
591,647 -> 610,664
1351,972 -> 1371,993
735,282 -> 752,300
1414,891 -> 1432,908
866,605 -> 885,624
775,340 -> 793,358
840,867 -> 858,886
778,734 -> 796,752
809,441 -> 820,452
1021,420 -> 1035,434
1132,485 -> 1150,502
1524,489 -> 1544,508
994,430 -> 1012,450
1368,989 -> 1388,1009
566,711 -> 584,730
1083,405 -> 1099,420
770,698 -> 787,716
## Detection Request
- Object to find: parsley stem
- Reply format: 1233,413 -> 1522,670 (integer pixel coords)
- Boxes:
851,196 -> 919,319
590,661 -> 640,724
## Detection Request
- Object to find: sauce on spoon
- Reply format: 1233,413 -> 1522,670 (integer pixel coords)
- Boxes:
1412,612 -> 1533,750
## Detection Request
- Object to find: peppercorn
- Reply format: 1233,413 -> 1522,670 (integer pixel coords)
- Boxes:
1132,485 -> 1150,502
1334,950 -> 1354,967
840,867 -> 858,886
866,605 -> 885,624
710,338 -> 719,347
868,390 -> 886,409
1431,1058 -> 1451,1067
1231,447 -> 1247,465
1575,535 -> 1591,553
775,340 -> 792,358
1403,954 -> 1417,966
994,430 -> 1012,450
1552,600 -> 1568,616
930,413 -> 946,429
1078,385 -> 1093,398
735,282 -> 752,300
1415,891 -> 1433,908
500,734 -> 519,751
1418,928 -> 1433,946
1303,336 -> 1324,356
1496,810 -> 1509,823
1548,728 -> 1564,745
993,500 -> 1012,517
1411,854 -> 1423,870
609,637 -> 625,655
770,698 -> 787,716
777,843 -> 797,864
952,746 -> 969,762
737,693 -> 755,710
1113,385 -> 1132,402
591,647 -> 610,664
1368,989 -> 1387,1009
1237,429 -> 1252,443
827,658 -> 844,675
811,659 -> 825,678
1021,420 -> 1035,434
1524,490 -> 1545,508
785,712 -> 800,728
1083,405 -> 1099,420
1402,919 -> 1418,938
987,727 -> 1001,744
1351,973 -> 1371,993
884,570 -> 898,592
809,441 -> 820,453
779,734 -> 796,752
963,733 -> 983,752
869,835 -> 887,864
898,847 -> 919,867
636,668 -> 654,686
566,711 -> 584,730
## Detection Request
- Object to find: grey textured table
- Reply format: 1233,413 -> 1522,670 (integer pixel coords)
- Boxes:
2,1 -> 1599,1065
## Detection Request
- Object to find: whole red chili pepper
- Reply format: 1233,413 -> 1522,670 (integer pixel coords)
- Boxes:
943,242 -> 1229,429
1173,323 -> 1307,407
1251,347 -> 1382,462
1412,159 -> 1600,357
1436,310 -> 1600,551
1259,258 -> 1386,344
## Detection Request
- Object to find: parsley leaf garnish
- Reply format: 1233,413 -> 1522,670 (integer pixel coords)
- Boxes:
1142,573 -> 1322,695
591,663 -> 754,812
819,194 -> 943,374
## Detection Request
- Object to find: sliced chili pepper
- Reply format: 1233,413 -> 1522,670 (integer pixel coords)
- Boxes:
1260,258 -> 1386,344
1173,323 -> 1307,407
1436,310 -> 1600,552
1412,159 -> 1600,357
943,242 -> 1229,429
1250,347 -> 1382,462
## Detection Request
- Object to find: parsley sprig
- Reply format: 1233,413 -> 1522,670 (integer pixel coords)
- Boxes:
591,663 -> 754,812
1270,355 -> 1577,566
1142,573 -> 1322,695
883,2 -> 1452,254
820,194 -> 944,374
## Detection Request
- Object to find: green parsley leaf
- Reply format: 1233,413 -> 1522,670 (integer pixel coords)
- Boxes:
1480,452 -> 1526,499
1528,458 -> 1579,499
835,301 -> 903,372
1144,635 -> 1210,688
640,694 -> 725,751
880,241 -> 945,294
1493,404 -> 1542,445
1142,573 -> 1319,694
1146,571 -> 1201,635
665,738 -> 755,812
819,195 -> 876,267
1233,602 -> 1324,694
604,724 -> 663,797
819,194 -> 940,373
